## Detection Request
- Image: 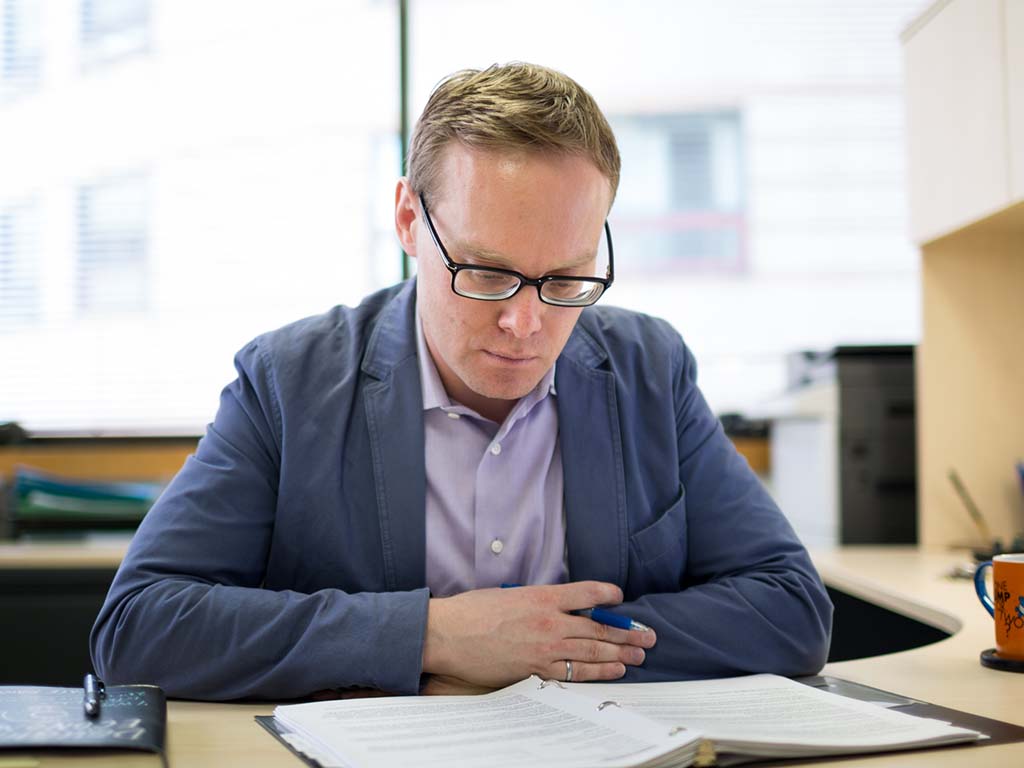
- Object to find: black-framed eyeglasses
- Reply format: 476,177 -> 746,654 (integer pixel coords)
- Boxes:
419,194 -> 614,308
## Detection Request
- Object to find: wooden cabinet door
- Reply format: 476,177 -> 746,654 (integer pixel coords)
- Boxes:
904,0 -> 1011,243
1008,0 -> 1024,202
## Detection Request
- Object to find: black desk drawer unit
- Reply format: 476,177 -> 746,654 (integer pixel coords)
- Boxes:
0,567 -> 115,686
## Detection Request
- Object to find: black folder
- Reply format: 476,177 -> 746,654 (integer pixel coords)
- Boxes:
0,683 -> 166,763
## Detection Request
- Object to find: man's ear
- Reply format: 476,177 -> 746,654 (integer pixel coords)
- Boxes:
394,177 -> 419,258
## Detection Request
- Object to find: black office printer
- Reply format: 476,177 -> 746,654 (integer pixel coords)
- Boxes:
787,346 -> 917,545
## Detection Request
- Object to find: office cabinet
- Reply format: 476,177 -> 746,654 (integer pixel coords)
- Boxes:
904,0 -> 1021,243
1010,0 -> 1024,200
0,568 -> 116,685
904,1 -> 1024,549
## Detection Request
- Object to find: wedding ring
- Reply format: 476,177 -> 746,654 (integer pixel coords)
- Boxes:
565,659 -> 573,682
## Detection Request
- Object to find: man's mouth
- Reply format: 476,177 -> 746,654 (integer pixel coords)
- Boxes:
484,350 -> 536,363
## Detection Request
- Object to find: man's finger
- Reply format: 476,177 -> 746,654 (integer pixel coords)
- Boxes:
550,580 -> 624,612
545,659 -> 626,683
561,615 -> 626,643
561,615 -> 658,648
555,638 -> 647,667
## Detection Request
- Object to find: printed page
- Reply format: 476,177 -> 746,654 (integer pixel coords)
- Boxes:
569,674 -> 980,756
274,677 -> 701,768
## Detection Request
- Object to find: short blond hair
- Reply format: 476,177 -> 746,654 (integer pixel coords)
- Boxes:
408,62 -> 620,204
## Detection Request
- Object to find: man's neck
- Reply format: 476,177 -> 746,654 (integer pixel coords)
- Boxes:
416,315 -> 519,424
455,390 -> 515,424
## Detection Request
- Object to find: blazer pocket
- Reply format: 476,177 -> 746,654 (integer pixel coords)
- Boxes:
629,485 -> 687,566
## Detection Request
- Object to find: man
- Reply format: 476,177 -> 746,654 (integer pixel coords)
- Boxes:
90,63 -> 832,700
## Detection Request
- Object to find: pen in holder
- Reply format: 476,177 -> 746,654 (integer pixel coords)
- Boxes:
946,468 -> 1023,560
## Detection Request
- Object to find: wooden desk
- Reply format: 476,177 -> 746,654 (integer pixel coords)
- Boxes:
809,547 -> 1024,766
0,541 -> 129,569
6,547 -> 1023,766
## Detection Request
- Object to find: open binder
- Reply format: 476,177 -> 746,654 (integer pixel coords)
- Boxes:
256,673 -> 1024,768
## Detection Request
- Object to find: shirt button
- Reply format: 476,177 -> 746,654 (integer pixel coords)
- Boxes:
490,539 -> 504,555
447,411 -> 460,419
490,442 -> 502,456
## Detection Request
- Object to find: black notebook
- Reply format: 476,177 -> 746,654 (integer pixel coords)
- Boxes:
0,683 -> 166,761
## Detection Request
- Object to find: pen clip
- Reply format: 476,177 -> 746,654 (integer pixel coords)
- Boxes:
85,674 -> 106,698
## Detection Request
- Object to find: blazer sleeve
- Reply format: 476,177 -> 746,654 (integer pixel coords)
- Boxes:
89,339 -> 429,700
617,338 -> 833,681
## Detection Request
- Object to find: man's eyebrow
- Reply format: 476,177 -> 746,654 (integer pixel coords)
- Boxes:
452,239 -> 597,272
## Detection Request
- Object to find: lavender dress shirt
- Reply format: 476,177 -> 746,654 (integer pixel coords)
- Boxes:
416,315 -> 568,597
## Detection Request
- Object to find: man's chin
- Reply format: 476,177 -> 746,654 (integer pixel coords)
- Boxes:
466,371 -> 545,403
474,383 -> 538,403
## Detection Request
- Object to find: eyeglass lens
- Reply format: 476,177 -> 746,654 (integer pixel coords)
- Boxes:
453,270 -> 604,306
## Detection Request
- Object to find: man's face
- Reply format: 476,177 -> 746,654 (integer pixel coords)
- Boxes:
395,143 -> 612,422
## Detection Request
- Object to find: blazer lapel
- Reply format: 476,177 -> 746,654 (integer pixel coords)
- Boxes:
361,282 -> 427,592
556,324 -> 628,588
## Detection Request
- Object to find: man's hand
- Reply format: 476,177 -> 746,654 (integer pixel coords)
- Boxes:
421,581 -> 656,689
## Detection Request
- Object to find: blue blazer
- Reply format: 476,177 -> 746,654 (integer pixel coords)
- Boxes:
91,280 -> 831,700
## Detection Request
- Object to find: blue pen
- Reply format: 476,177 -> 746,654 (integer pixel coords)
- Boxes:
577,606 -> 652,632
501,584 -> 652,632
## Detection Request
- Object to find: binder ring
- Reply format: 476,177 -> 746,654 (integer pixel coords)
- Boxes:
538,678 -> 566,689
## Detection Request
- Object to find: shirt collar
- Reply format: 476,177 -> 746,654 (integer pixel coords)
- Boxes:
415,309 -> 556,420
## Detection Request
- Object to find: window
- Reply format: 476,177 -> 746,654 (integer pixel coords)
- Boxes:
611,113 -> 745,272
0,199 -> 41,328
76,174 -> 150,315
0,1 -> 399,433
0,0 -> 923,433
80,0 -> 150,66
1,0 -> 42,97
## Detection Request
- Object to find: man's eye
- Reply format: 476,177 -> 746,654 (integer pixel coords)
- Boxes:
461,270 -> 518,291
476,272 -> 507,282
546,280 -> 585,297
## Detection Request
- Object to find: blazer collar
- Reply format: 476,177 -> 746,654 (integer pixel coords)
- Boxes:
361,279 -> 419,382
359,279 -> 426,591
555,312 -> 628,589
560,313 -> 610,371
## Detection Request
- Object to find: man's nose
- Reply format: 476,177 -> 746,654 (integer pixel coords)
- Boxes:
497,287 -> 544,338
